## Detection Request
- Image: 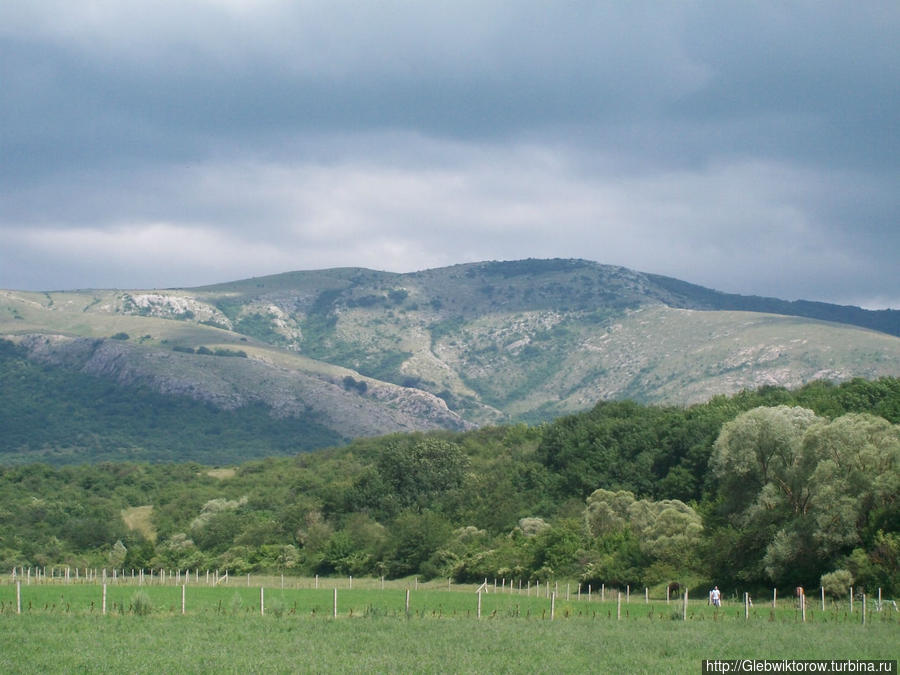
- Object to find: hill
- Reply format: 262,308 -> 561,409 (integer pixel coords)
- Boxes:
1,258 -> 899,463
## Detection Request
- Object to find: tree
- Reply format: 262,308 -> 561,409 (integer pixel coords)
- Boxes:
710,407 -> 900,587
376,438 -> 469,511
583,488 -> 703,582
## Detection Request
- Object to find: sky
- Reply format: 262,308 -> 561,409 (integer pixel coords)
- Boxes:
1,1 -> 898,309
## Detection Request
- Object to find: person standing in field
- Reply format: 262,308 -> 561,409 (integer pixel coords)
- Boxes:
710,586 -> 721,607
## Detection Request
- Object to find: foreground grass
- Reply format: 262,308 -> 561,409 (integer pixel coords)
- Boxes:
0,583 -> 896,674
0,613 -> 896,674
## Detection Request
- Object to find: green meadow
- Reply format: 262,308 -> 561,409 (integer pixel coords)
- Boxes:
1,582 -> 896,673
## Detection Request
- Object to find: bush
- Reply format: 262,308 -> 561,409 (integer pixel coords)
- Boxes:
821,569 -> 854,598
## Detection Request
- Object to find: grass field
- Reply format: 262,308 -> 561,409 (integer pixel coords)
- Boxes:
0,581 -> 896,673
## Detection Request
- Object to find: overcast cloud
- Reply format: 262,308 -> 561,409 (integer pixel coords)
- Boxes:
1,1 -> 898,308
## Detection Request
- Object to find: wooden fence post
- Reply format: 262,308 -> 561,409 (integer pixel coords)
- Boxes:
333,588 -> 337,619
182,584 -> 186,615
260,587 -> 264,617
406,588 -> 410,617
862,594 -> 866,625
801,591 -> 806,622
683,588 -> 688,621
617,592 -> 621,620
16,581 -> 21,614
477,590 -> 482,619
102,584 -> 107,615
744,592 -> 749,620
550,592 -> 555,621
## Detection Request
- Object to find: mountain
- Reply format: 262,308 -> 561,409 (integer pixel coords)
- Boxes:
2,258 -> 899,463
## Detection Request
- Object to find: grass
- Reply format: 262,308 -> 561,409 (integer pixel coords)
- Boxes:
0,601 -> 895,674
1,580 -> 896,673
120,505 -> 156,543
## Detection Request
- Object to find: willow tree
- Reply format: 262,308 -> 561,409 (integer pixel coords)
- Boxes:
710,406 -> 899,588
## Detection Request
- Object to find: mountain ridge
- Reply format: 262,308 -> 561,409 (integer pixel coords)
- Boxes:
2,258 -> 898,463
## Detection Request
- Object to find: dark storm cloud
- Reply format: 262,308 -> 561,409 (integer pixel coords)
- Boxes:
0,1 -> 897,307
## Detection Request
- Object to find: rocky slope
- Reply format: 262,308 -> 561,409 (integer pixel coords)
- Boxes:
2,259 -> 898,441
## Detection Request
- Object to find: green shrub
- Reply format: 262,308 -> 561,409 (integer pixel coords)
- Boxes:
131,591 -> 152,616
820,569 -> 854,598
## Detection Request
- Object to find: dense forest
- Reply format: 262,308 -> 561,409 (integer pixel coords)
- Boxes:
0,339 -> 343,464
0,375 -> 897,596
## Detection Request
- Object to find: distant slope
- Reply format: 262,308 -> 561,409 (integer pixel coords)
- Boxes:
644,272 -> 900,337
1,258 -> 898,464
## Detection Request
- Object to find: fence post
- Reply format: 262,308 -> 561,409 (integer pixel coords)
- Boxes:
862,594 -> 866,625
666,585 -> 670,605
821,586 -> 825,612
773,588 -> 776,608
406,588 -> 410,617
801,591 -> 806,623
744,592 -> 749,620
16,581 -> 21,614
617,592 -> 622,620
477,590 -> 482,619
645,587 -> 648,604
683,588 -> 688,621
850,587 -> 853,613
260,587 -> 264,617
626,585 -> 630,603
550,592 -> 555,621
349,575 -> 352,590
182,584 -> 186,615
601,583 -> 605,602
102,583 -> 107,615
587,584 -> 591,602
333,588 -> 337,619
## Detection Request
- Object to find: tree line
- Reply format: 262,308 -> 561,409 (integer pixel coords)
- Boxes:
0,375 -> 897,596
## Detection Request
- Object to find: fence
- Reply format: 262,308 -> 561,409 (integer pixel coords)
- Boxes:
2,574 -> 896,625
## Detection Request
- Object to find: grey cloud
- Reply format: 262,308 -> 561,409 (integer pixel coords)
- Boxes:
0,2 -> 897,308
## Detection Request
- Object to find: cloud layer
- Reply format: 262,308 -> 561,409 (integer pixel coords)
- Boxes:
1,1 -> 898,307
